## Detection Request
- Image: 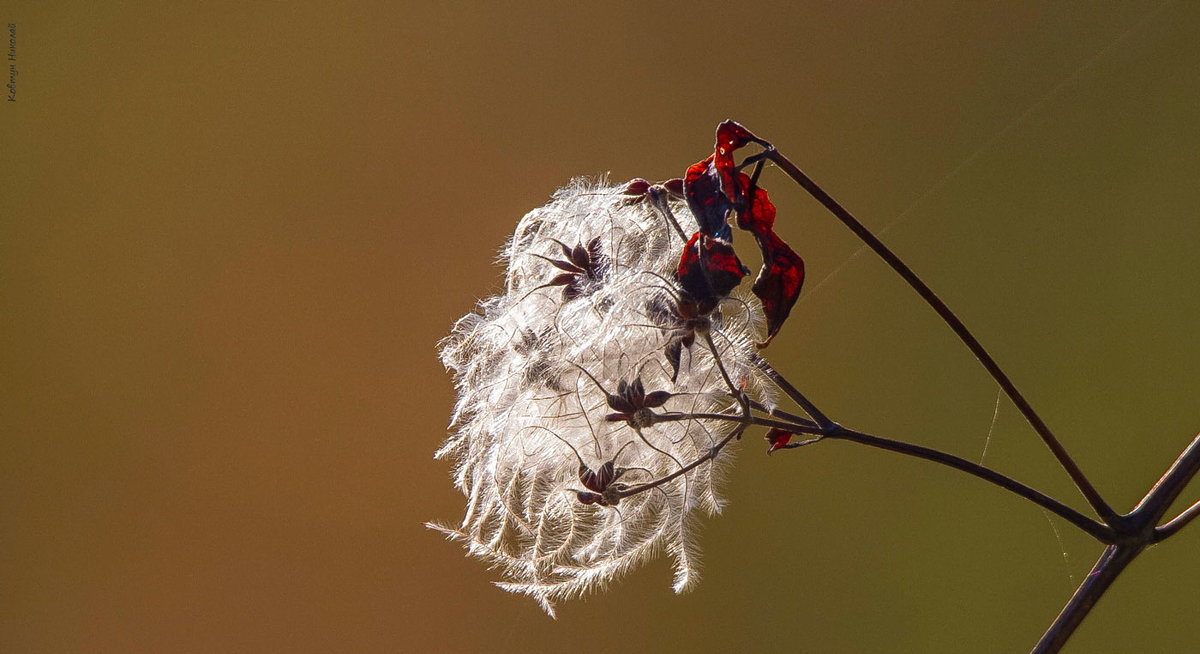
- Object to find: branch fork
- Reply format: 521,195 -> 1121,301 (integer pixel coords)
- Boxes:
716,122 -> 1200,653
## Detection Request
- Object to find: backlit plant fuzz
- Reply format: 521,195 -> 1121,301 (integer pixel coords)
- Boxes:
430,179 -> 773,616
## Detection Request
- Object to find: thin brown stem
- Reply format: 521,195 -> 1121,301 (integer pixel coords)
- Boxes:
1156,498 -> 1200,541
1031,431 -> 1200,648
702,331 -> 740,396
655,407 -> 1113,542
1132,430 -> 1200,529
753,357 -> 836,430
617,423 -> 745,499
655,411 -> 824,435
646,186 -> 689,244
831,427 -> 1116,544
1031,544 -> 1142,654
618,391 -> 753,500
762,147 -> 1119,526
745,398 -> 817,428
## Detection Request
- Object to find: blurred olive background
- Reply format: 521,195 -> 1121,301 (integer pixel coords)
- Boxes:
4,1 -> 1199,652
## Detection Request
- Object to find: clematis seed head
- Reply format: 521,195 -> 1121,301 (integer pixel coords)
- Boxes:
429,178 -> 773,616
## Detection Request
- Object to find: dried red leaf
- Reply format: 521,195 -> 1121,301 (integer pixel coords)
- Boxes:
765,427 -> 796,455
683,156 -> 734,240
679,120 -> 806,347
715,120 -> 763,155
733,172 -> 776,233
751,229 -> 804,348
683,122 -> 765,239
676,232 -> 746,304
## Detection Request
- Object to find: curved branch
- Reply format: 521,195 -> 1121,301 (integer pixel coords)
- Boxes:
617,392 -> 754,500
1032,431 -> 1200,649
1133,430 -> 1200,529
831,427 -> 1116,544
753,357 -> 835,430
1155,498 -> 1200,541
657,408 -> 1114,543
762,147 -> 1118,526
655,411 -> 824,435
746,398 -> 819,429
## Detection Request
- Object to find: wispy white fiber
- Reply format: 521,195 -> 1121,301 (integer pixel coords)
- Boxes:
429,179 -> 769,616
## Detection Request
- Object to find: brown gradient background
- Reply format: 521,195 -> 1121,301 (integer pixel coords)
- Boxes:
4,2 -> 1199,652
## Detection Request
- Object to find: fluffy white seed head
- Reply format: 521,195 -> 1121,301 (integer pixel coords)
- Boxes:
430,179 -> 772,616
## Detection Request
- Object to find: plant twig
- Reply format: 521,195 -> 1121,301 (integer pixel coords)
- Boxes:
1156,498 -> 1200,541
830,427 -> 1116,544
761,146 -> 1119,526
1032,544 -> 1142,654
1030,431 -> 1200,651
1134,430 -> 1200,530
753,357 -> 836,431
654,411 -> 823,435
656,407 -> 1113,543
737,127 -> 1200,652
617,391 -> 753,500
745,398 -> 819,430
